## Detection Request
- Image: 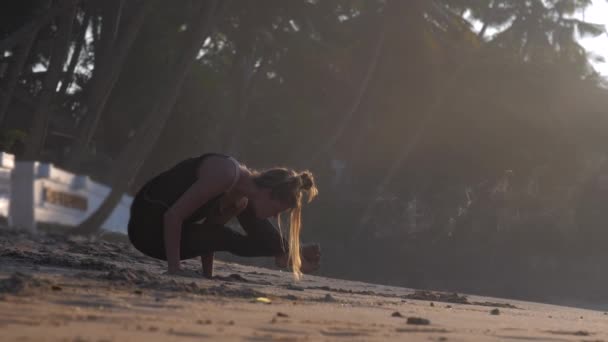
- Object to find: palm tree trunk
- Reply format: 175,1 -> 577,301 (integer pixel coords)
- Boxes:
477,1 -> 495,39
94,0 -> 125,69
0,2 -> 63,52
69,163 -> 136,236
22,1 -> 78,161
58,11 -> 90,95
225,67 -> 255,156
0,31 -> 38,126
309,10 -> 389,164
70,0 -> 223,235
65,1 -> 153,171
350,48 -> 480,242
217,24 -> 254,154
0,1 -> 60,125
477,22 -> 488,39
226,50 -> 270,156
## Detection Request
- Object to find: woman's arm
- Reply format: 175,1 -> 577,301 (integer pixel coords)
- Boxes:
199,197 -> 248,278
163,157 -> 236,273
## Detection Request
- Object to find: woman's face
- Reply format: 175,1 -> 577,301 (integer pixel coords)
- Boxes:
251,188 -> 291,219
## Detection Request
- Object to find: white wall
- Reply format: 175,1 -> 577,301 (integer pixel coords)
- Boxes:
0,152 -> 14,218
0,152 -> 132,234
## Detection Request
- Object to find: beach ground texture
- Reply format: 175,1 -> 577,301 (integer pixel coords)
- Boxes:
1,227 -> 607,342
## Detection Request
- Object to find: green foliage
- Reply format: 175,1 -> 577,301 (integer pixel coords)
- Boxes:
0,129 -> 26,153
3,0 -> 608,301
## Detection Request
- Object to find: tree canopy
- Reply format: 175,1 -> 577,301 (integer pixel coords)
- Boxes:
2,0 -> 608,302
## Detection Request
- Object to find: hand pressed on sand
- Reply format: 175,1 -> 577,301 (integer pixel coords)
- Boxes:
201,197 -> 249,278
275,243 -> 321,273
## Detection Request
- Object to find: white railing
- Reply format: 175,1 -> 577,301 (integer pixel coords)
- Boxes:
0,152 -> 132,234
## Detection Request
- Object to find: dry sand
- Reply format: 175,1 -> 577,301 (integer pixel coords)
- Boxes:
1,227 -> 607,342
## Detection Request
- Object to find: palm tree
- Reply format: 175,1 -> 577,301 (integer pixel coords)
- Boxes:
0,1 -> 65,126
58,10 -> 91,95
347,0 -> 485,241
0,31 -> 37,126
65,1 -> 154,171
22,0 -> 78,160
71,0 -> 223,235
0,2 -> 66,52
347,0 -> 603,242
309,1 -> 389,164
477,0 -> 603,67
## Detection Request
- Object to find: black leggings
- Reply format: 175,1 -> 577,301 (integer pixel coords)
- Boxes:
128,200 -> 287,261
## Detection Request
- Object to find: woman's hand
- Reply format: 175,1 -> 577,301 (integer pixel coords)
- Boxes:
302,243 -> 321,264
301,243 -> 321,273
274,243 -> 322,273
162,157 -> 241,280
301,256 -> 320,273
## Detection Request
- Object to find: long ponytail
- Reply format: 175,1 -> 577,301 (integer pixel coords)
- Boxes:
253,168 -> 318,279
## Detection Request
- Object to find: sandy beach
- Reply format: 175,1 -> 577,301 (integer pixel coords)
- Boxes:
1,227 -> 607,342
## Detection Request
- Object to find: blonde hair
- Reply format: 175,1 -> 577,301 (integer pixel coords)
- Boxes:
253,168 -> 318,279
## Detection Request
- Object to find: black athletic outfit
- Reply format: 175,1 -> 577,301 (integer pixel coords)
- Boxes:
127,153 -> 287,260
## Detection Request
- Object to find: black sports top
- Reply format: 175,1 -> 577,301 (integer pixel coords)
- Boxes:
134,153 -> 237,224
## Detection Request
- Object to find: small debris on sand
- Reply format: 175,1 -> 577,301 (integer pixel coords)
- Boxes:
255,297 -> 272,304
490,308 -> 500,315
546,330 -> 592,336
276,312 -> 289,318
396,327 -> 448,333
285,284 -> 305,291
214,274 -> 247,282
404,290 -> 518,309
430,302 -> 435,307
214,273 -> 272,285
283,294 -> 298,301
102,268 -> 156,284
391,311 -> 403,317
474,301 -> 518,309
404,291 -> 468,304
207,285 -> 266,298
0,272 -> 52,294
323,294 -> 336,302
407,317 -> 431,325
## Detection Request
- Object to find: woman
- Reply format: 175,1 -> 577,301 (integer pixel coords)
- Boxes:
128,152 -> 320,279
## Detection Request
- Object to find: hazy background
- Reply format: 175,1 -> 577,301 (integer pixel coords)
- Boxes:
2,0 -> 608,307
